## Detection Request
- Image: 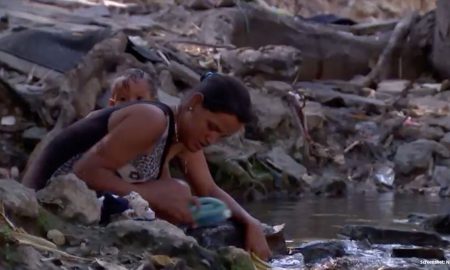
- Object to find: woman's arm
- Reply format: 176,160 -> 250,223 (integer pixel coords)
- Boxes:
73,104 -> 167,194
178,150 -> 253,223
74,104 -> 197,224
178,150 -> 272,260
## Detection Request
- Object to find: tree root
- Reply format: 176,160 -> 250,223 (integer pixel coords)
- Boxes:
358,12 -> 420,88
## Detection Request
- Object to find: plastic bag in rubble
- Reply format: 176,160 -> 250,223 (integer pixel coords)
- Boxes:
374,164 -> 395,187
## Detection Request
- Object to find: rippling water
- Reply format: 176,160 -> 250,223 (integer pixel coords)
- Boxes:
244,193 -> 450,241
244,193 -> 450,269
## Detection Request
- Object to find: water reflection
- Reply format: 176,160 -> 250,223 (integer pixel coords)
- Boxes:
244,193 -> 450,241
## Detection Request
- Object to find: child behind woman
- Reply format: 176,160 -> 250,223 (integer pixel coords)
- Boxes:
96,68 -> 159,223
87,68 -> 157,118
108,68 -> 157,106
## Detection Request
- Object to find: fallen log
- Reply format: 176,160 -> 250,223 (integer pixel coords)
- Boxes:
197,3 -> 433,81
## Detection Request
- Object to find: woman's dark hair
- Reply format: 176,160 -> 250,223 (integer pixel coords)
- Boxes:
195,72 -> 253,124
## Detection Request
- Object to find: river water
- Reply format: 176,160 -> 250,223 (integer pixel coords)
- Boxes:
244,193 -> 450,269
245,193 -> 450,242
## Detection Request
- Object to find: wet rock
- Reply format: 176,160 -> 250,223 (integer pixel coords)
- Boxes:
439,132 -> 450,150
187,220 -> 287,255
264,223 -> 288,255
394,139 -> 450,174
407,212 -> 434,224
397,124 -> 444,141
36,173 -> 101,225
422,213 -> 450,234
392,247 -> 446,260
221,45 -> 302,80
293,240 -> 347,264
186,220 -> 245,250
0,179 -> 39,218
340,225 -> 449,247
263,147 -> 307,182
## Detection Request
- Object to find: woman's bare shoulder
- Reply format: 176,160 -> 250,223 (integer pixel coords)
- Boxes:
109,103 -> 168,136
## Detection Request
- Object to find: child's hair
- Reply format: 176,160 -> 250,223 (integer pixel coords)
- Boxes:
111,68 -> 157,98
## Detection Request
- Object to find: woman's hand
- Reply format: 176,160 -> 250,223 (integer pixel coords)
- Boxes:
141,178 -> 198,226
244,217 -> 272,261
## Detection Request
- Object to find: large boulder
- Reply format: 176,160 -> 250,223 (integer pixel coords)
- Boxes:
293,240 -> 347,264
0,179 -> 39,218
249,89 -> 292,138
340,225 -> 449,247
36,173 -> 101,225
394,139 -> 450,174
262,147 -> 307,182
221,45 -> 302,80
107,219 -> 250,270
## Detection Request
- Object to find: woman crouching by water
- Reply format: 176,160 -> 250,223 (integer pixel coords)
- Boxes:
22,73 -> 272,260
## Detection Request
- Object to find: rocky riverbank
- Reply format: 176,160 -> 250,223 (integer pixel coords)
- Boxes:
2,0 -> 450,269
3,177 -> 450,270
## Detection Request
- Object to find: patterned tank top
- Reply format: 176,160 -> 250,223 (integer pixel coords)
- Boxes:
28,101 -> 174,189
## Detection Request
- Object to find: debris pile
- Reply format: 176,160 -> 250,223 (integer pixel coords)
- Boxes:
1,0 -> 450,269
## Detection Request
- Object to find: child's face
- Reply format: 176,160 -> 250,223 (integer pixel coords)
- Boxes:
109,79 -> 154,106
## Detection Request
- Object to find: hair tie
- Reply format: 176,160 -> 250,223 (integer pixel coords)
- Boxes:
200,71 -> 216,82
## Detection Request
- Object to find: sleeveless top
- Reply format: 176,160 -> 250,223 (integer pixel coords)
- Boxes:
30,101 -> 174,189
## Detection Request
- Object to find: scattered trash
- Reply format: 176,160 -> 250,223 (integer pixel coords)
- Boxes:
374,164 -> 395,187
1,115 -> 16,126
